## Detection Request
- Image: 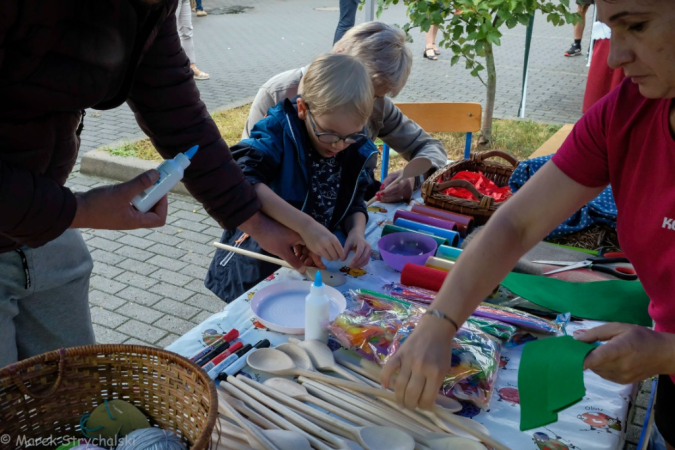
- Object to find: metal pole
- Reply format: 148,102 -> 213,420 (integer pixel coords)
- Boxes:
518,13 -> 535,118
364,0 -> 375,22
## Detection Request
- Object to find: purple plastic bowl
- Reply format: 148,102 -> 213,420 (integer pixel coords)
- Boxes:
378,232 -> 438,272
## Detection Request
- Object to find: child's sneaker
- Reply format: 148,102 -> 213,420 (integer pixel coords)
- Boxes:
564,43 -> 582,57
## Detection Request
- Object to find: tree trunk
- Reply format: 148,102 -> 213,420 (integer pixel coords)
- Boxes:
478,41 -> 497,149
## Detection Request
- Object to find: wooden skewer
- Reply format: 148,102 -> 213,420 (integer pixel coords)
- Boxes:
213,242 -> 292,268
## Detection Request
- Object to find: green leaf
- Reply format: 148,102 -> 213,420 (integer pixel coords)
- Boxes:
452,24 -> 464,40
418,1 -> 428,13
420,17 -> 432,31
451,55 -> 461,65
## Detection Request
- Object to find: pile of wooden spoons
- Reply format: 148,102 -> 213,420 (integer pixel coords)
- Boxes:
212,339 -> 511,450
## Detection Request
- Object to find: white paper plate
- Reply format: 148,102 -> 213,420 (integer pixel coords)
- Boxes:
250,281 -> 347,334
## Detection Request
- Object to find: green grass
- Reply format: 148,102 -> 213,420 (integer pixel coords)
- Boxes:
105,103 -> 563,176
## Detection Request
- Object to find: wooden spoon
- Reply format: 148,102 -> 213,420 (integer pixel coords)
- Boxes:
217,389 -> 281,450
293,341 -> 444,433
242,376 -> 415,450
424,436 -> 488,450
292,410 -> 364,450
219,381 -> 335,450
287,338 -> 362,381
217,387 -> 278,430
301,379 -> 494,450
228,375 -> 348,449
219,418 -> 311,450
329,363 -> 445,433
275,342 -> 316,372
333,354 -> 462,413
213,242 -> 347,287
299,377 -> 437,442
366,157 -> 433,206
263,377 -> 376,426
245,348 -> 510,449
211,425 -> 256,450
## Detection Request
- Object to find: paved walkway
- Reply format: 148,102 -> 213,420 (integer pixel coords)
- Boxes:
65,2 -> 649,449
78,0 -> 593,155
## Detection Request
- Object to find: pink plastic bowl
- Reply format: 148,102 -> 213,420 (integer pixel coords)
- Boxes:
378,232 -> 438,272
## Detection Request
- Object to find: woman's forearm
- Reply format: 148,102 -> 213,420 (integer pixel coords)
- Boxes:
427,162 -> 605,325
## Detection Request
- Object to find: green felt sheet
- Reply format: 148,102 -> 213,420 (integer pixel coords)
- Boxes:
519,336 -> 598,430
501,273 -> 652,326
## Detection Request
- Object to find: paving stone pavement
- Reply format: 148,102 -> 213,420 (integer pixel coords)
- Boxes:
78,0 -> 593,155
66,2 -> 649,447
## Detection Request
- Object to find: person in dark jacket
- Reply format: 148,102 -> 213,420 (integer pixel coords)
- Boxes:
0,0 -> 306,369
206,54 -> 376,302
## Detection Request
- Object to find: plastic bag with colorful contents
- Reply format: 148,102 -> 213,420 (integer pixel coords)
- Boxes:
330,290 -> 501,409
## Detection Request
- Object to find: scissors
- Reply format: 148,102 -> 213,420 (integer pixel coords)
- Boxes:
533,254 -> 638,280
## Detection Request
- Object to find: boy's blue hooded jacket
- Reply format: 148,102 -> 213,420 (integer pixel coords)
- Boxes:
205,98 -> 378,302
233,97 -> 378,230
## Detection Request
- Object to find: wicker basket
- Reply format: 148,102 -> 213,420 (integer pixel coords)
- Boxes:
0,345 -> 217,450
421,150 -> 519,225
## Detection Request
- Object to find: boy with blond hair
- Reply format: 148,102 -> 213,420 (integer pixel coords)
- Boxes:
243,22 -> 448,204
206,53 -> 377,301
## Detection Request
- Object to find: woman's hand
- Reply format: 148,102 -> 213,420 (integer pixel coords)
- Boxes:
575,323 -> 675,384
343,231 -> 371,268
381,314 -> 457,410
377,170 -> 415,203
300,221 -> 345,261
292,244 -> 325,269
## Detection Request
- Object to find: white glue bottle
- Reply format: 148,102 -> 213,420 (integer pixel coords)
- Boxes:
304,271 -> 331,343
132,145 -> 199,213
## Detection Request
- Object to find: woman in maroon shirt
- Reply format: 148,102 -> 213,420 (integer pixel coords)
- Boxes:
382,1 -> 675,447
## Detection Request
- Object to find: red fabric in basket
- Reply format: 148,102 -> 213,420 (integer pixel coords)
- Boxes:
441,171 -> 512,203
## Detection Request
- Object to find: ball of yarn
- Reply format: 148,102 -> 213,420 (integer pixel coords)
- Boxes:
116,428 -> 186,450
81,399 -> 150,441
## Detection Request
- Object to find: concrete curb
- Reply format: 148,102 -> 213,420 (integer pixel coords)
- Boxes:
81,150 -> 191,196
80,97 -> 256,195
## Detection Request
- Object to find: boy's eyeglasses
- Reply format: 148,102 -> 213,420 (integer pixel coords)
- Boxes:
307,110 -> 367,145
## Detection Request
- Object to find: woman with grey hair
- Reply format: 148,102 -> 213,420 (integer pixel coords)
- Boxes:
243,22 -> 448,203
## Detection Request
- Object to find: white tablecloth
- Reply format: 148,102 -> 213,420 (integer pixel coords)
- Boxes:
167,198 -> 632,450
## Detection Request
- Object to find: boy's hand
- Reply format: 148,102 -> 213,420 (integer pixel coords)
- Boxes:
300,221 -> 345,261
343,231 -> 371,268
